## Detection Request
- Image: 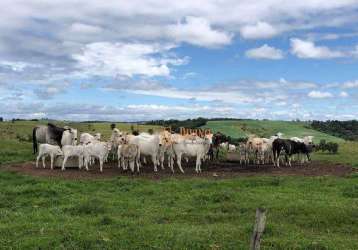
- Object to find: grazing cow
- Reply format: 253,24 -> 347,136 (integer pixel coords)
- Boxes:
32,123 -> 77,154
36,144 -> 63,169
83,141 -> 112,172
172,135 -> 211,173
61,145 -> 85,170
117,144 -> 141,173
272,139 -> 314,167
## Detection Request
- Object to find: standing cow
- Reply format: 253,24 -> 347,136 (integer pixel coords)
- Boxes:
32,123 -> 77,154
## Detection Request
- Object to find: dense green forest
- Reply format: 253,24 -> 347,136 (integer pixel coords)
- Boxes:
145,117 -> 208,132
311,120 -> 358,141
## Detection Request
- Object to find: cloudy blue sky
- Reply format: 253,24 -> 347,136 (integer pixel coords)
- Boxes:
1,1 -> 358,121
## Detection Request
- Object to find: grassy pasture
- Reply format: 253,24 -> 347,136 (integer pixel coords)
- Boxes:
0,171 -> 357,249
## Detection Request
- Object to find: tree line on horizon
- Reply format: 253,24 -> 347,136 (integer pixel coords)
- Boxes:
310,120 -> 358,141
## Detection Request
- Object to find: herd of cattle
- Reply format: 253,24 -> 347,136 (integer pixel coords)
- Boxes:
32,123 -> 316,174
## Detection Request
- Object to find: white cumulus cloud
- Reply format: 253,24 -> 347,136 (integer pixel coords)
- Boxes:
166,16 -> 232,48
245,44 -> 284,59
240,22 -> 279,39
290,38 -> 344,59
72,42 -> 187,78
308,90 -> 333,98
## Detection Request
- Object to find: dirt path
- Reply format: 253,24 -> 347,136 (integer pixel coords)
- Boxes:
1,152 -> 356,180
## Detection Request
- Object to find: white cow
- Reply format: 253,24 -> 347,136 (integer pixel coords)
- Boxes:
172,135 -> 211,173
36,144 -> 63,169
61,145 -> 85,170
84,141 -> 112,172
158,130 -> 176,171
228,144 -> 236,152
220,142 -> 229,150
61,129 -> 78,146
117,144 -> 141,172
80,132 -> 101,145
118,132 -> 161,172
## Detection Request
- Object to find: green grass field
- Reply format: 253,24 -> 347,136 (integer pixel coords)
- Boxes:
0,171 -> 357,249
203,120 -> 344,143
0,120 -> 357,249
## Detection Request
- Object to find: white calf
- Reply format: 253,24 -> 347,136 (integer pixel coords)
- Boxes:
84,142 -> 112,172
36,144 -> 63,169
228,144 -> 236,152
117,144 -> 140,172
80,132 -> 100,145
61,145 -> 85,170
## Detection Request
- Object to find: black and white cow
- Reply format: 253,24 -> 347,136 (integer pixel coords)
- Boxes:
272,138 -> 315,167
32,123 -> 78,154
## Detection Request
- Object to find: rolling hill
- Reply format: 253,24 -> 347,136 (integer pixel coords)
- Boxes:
202,120 -> 344,143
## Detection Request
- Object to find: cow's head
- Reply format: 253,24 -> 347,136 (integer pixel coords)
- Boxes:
159,130 -> 172,147
55,146 -> 63,156
70,128 -> 78,145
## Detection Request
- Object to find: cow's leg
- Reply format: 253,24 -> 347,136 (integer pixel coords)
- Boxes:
79,156 -> 83,169
99,158 -> 104,172
50,154 -> 55,170
176,153 -> 185,173
42,156 -> 46,168
160,152 -> 165,170
136,157 -> 140,173
129,161 -> 135,172
136,156 -> 140,171
84,156 -> 89,171
152,154 -> 158,172
62,156 -> 68,171
169,154 -> 174,173
36,154 -> 41,168
195,155 -> 201,173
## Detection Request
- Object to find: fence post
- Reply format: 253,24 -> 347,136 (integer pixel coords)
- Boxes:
250,208 -> 266,250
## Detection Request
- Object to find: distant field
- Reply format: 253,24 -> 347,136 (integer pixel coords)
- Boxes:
203,120 -> 344,143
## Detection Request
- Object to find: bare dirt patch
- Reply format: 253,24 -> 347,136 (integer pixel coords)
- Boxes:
1,152 -> 356,180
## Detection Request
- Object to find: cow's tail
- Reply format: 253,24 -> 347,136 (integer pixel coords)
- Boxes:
32,127 -> 38,154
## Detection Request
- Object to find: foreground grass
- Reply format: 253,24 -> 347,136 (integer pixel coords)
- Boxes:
0,171 -> 357,249
203,120 -> 344,143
